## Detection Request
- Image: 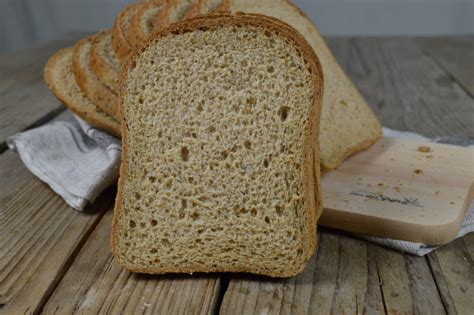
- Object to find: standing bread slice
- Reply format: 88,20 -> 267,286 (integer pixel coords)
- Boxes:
219,0 -> 382,171
44,48 -> 120,137
90,30 -> 120,93
112,2 -> 146,61
113,13 -> 323,277
184,0 -> 223,18
153,0 -> 198,29
73,37 -> 119,120
128,0 -> 167,48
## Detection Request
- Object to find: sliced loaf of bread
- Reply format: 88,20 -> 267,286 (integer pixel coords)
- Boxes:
72,37 -> 119,120
112,14 -> 324,277
219,0 -> 382,171
112,2 -> 146,61
44,48 -> 121,137
89,30 -> 120,93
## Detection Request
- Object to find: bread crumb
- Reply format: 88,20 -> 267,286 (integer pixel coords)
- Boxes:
394,186 -> 401,192
378,183 -> 384,187
414,169 -> 423,175
435,191 -> 440,196
450,202 -> 455,205
418,146 -> 431,153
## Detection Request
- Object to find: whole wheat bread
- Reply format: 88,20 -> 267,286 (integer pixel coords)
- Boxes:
219,0 -> 382,171
72,37 -> 119,120
184,0 -> 223,18
112,14 -> 323,277
128,1 -> 167,48
153,0 -> 198,29
112,2 -> 146,61
44,48 -> 121,137
89,30 -> 120,93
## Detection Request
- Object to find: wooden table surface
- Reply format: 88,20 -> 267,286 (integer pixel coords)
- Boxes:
0,34 -> 473,315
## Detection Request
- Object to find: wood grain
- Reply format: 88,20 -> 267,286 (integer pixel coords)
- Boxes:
417,36 -> 474,97
0,149 -> 112,314
0,33 -> 87,151
43,210 -> 221,315
428,239 -> 474,314
326,37 -> 474,139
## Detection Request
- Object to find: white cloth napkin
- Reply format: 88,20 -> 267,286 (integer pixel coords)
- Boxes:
7,115 -> 121,210
7,114 -> 473,255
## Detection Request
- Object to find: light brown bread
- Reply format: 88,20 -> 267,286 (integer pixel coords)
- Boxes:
72,37 -> 119,120
153,0 -> 198,29
89,30 -> 120,93
112,2 -> 146,61
112,14 -> 324,277
128,1 -> 167,48
219,0 -> 382,171
184,0 -> 223,18
44,48 -> 121,137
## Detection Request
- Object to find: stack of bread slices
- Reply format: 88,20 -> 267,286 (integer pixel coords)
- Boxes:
44,0 -> 382,276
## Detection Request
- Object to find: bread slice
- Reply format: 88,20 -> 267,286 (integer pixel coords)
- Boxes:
112,2 -> 146,61
219,0 -> 382,171
153,0 -> 198,29
72,37 -> 119,120
128,0 -> 167,48
184,0 -> 223,18
44,48 -> 121,137
112,13 -> 323,277
90,30 -> 120,93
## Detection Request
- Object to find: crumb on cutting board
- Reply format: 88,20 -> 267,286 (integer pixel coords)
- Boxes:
414,169 -> 423,174
418,146 -> 431,153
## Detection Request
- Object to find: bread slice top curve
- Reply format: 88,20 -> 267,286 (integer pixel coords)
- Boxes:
219,0 -> 382,171
90,30 -> 120,93
128,0 -> 167,48
184,0 -> 223,18
44,48 -> 121,137
153,0 -> 198,29
112,2 -> 146,61
72,37 -> 119,120
112,13 -> 324,277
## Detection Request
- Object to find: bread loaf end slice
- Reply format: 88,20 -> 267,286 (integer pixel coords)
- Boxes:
44,48 -> 120,137
112,14 -> 323,277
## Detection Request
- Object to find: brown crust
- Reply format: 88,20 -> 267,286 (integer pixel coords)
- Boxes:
89,30 -> 120,93
72,37 -> 119,120
152,0 -> 177,29
218,0 -> 382,171
113,13 -> 324,277
44,48 -> 121,137
112,2 -> 145,61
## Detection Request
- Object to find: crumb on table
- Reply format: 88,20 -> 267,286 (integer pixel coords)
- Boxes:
414,169 -> 423,174
418,146 -> 431,153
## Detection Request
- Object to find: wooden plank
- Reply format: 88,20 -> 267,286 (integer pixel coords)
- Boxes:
326,37 -> 474,139
427,239 -> 474,314
43,210 -> 221,315
417,36 -> 474,97
220,230 -> 385,314
0,149 -> 113,314
370,244 -> 445,314
0,33 -> 87,150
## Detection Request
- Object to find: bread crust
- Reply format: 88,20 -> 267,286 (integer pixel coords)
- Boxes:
44,48 -> 121,137
89,30 -> 120,93
112,13 -> 324,277
112,2 -> 145,61
72,37 -> 119,120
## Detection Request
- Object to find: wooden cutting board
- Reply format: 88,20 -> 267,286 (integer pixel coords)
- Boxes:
320,137 -> 474,245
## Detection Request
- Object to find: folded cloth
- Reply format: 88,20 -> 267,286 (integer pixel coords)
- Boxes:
7,114 -> 473,255
7,115 -> 121,210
